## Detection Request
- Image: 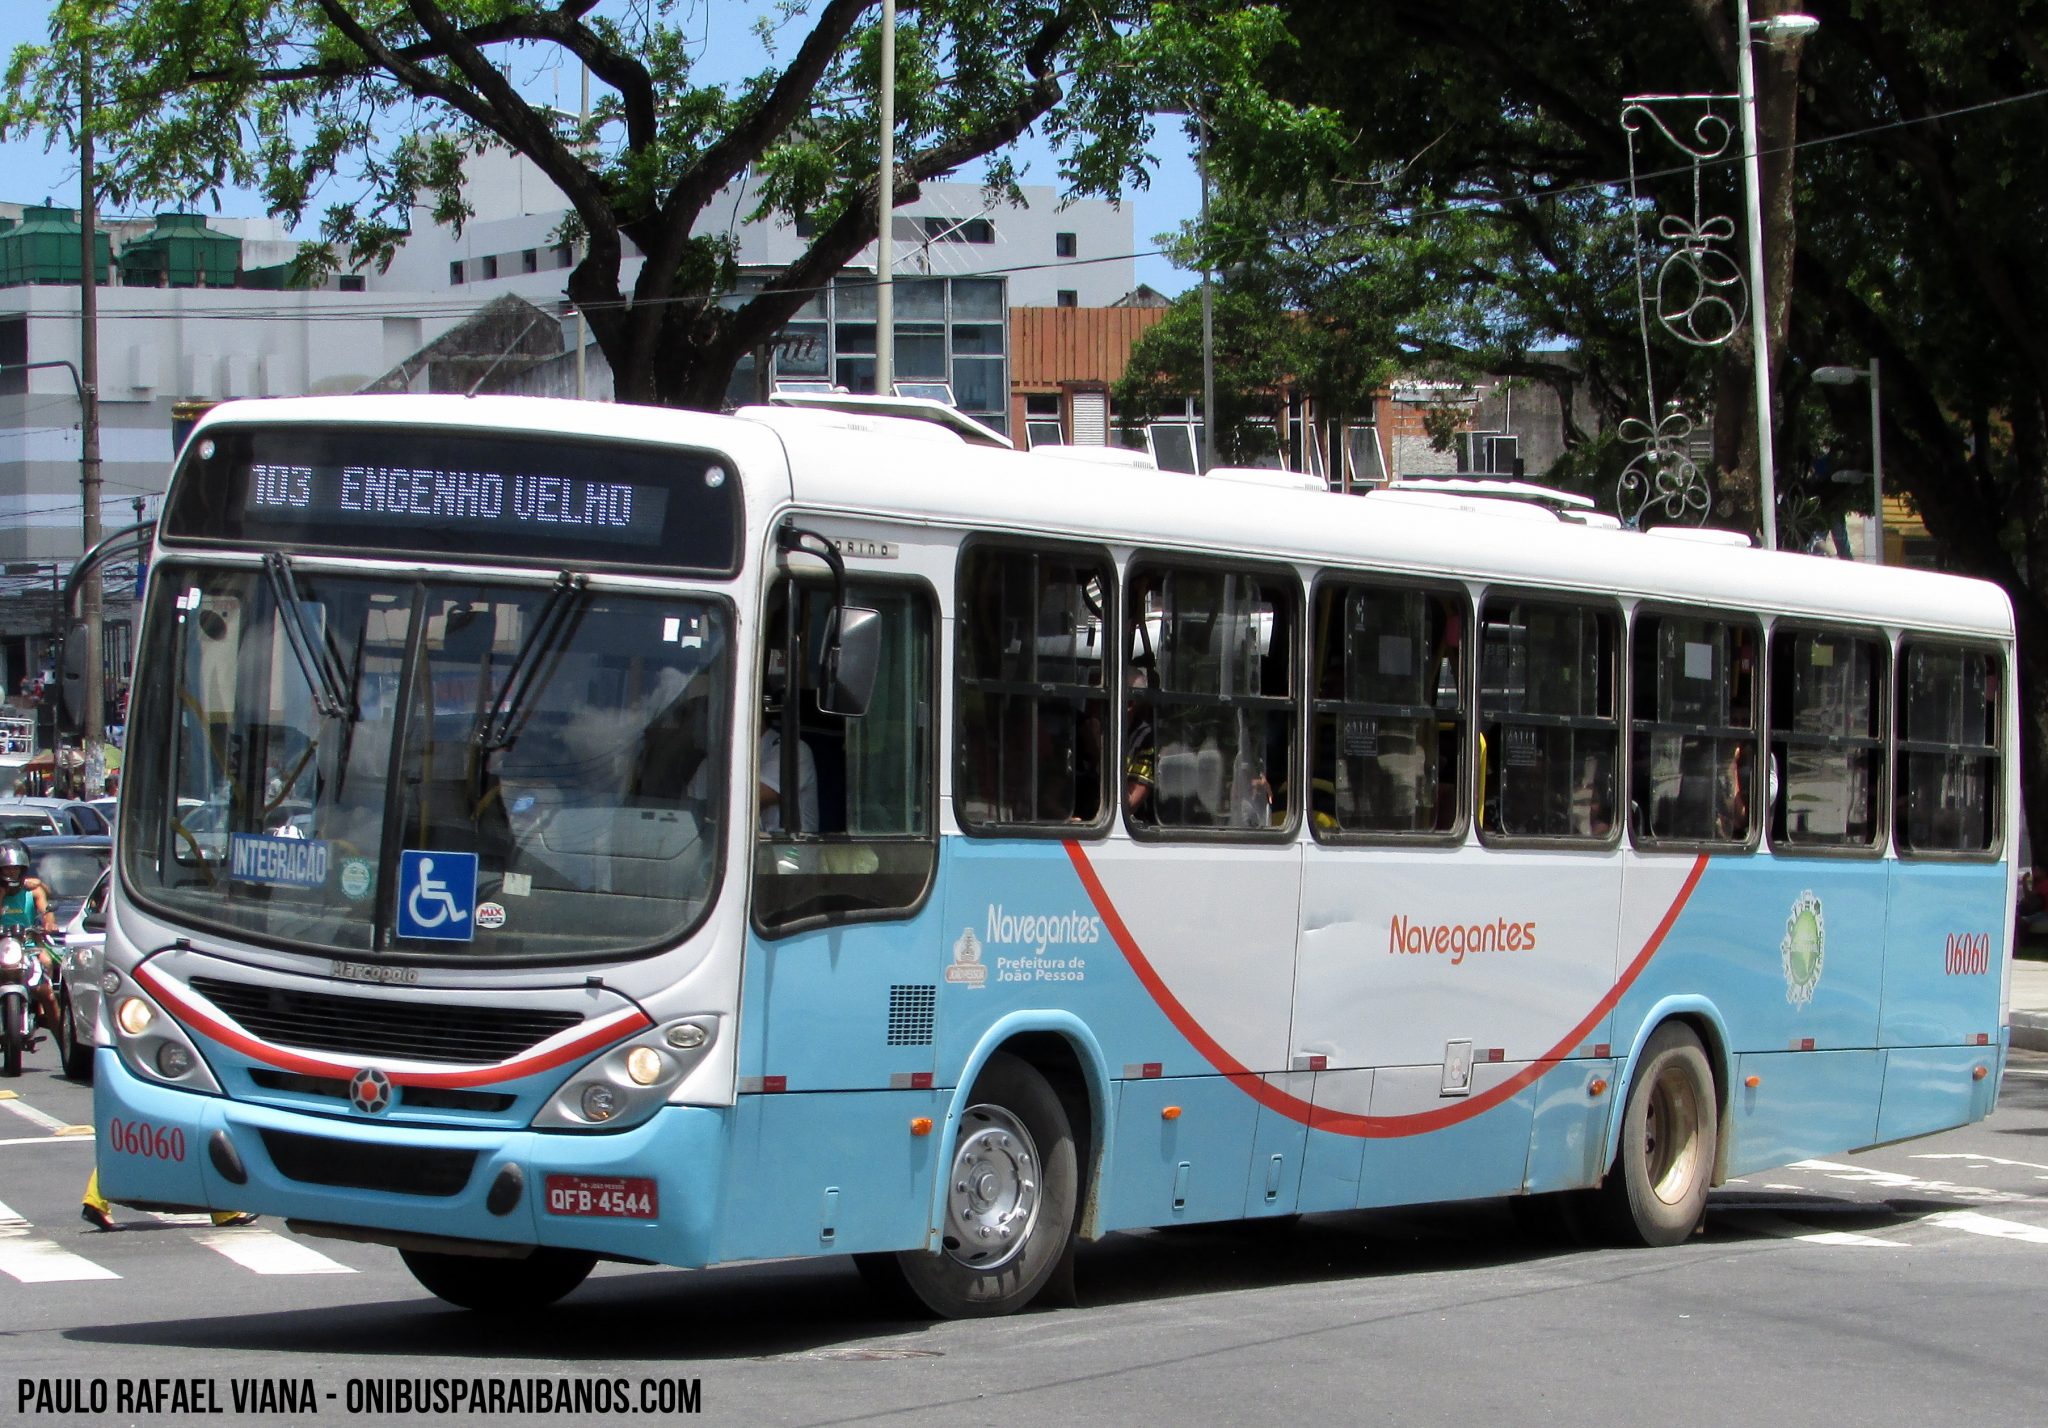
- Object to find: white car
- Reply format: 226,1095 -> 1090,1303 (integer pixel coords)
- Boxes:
53,870 -> 107,1082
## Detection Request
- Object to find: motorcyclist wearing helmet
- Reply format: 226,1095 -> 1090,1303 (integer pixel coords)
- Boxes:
0,840 -> 60,1029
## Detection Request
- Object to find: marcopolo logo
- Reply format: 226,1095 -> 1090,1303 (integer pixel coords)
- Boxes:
979,904 -> 1100,985
1782,890 -> 1825,1006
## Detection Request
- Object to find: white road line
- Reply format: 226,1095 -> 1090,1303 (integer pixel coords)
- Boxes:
0,1133 -> 93,1146
1788,1159 -> 2033,1205
146,1211 -> 353,1275
1736,1212 -> 1908,1245
1913,1151 -> 2048,1174
0,1092 -> 76,1135
0,1197 -> 119,1283
1923,1210 -> 2048,1245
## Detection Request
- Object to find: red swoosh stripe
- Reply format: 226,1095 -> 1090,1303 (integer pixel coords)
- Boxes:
1063,842 -> 1708,1138
133,963 -> 651,1088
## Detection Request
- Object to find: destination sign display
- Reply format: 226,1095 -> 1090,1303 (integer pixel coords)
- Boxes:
244,460 -> 667,548
164,422 -> 740,574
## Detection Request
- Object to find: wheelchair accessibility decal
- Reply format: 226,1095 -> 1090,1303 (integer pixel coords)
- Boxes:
396,850 -> 478,941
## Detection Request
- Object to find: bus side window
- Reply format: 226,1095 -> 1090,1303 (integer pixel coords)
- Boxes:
954,543 -> 1112,833
1896,642 -> 2000,855
1630,612 -> 1759,849
1477,595 -> 1620,843
1309,580 -> 1466,839
1769,626 -> 1886,851
753,577 -> 937,933
1123,562 -> 1297,837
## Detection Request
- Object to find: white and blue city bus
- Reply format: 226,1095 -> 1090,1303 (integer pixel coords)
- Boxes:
94,394 -> 2015,1315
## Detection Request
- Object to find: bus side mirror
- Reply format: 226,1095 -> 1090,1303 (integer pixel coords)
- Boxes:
819,606 -> 881,717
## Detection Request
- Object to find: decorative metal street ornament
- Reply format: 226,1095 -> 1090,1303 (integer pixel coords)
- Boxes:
1615,95 -> 1750,527
1616,409 -> 1711,528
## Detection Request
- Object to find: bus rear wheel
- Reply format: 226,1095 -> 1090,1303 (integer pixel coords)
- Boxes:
399,1246 -> 596,1311
1600,1023 -> 1717,1247
883,1052 -> 1078,1318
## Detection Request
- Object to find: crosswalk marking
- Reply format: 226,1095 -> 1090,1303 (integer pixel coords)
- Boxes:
195,1226 -> 355,1275
0,1196 -> 118,1283
146,1211 -> 355,1275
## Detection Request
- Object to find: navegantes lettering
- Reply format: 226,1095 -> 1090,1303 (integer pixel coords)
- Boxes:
981,904 -> 1099,984
1388,914 -> 1537,965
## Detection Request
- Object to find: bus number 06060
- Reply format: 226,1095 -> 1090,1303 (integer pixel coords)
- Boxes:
107,1118 -> 187,1162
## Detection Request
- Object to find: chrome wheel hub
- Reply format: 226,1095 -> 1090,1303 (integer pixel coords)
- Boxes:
942,1104 -> 1041,1270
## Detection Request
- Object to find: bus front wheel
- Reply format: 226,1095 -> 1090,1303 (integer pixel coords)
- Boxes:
399,1246 -> 596,1311
886,1052 -> 1078,1318
1600,1023 -> 1717,1247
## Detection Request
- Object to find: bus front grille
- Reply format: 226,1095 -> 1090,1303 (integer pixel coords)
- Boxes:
190,976 -> 583,1066
259,1129 -> 477,1197
247,1069 -> 516,1113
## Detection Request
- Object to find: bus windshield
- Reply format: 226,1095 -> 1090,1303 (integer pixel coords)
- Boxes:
122,562 -> 731,962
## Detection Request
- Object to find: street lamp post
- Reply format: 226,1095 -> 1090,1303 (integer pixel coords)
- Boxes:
1814,358 -> 1883,563
874,0 -> 896,396
1733,1 -> 1818,551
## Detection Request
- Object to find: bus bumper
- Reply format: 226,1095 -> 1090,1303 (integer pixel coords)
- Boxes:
93,1048 -> 728,1267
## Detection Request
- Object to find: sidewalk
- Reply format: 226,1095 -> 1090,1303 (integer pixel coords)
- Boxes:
2010,955 -> 2048,1052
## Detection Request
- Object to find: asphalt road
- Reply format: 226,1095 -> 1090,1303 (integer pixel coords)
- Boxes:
6,1046 -> 2048,1427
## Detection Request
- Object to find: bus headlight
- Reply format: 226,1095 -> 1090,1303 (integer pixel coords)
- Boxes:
626,1047 -> 665,1086
110,981 -> 221,1095
534,1017 -> 718,1131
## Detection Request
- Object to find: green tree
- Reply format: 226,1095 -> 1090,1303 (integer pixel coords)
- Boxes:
2,0 -> 1308,409
1175,0 -> 2048,839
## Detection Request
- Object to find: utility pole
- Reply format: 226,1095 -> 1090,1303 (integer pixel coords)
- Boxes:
78,50 -> 105,791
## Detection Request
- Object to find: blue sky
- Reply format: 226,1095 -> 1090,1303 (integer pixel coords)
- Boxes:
0,2 -> 1198,297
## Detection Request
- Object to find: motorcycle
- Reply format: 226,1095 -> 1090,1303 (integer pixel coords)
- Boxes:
0,931 -> 57,1077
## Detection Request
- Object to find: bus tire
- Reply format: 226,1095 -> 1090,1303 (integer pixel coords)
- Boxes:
1600,1023 -> 1717,1247
399,1246 -> 596,1312
890,1052 -> 1078,1318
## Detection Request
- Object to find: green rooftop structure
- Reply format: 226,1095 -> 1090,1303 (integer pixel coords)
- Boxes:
119,211 -> 241,288
0,204 -> 112,286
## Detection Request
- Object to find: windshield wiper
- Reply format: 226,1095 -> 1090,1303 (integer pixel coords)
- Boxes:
478,572 -> 590,752
262,552 -> 355,722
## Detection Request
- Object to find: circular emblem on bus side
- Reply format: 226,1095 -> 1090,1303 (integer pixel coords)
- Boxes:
350,1066 -> 394,1115
1781,891 -> 1825,1007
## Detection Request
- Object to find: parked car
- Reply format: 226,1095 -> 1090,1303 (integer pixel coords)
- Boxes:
0,796 -> 109,838
52,868 -> 107,1082
0,807 -> 61,839
87,797 -> 118,835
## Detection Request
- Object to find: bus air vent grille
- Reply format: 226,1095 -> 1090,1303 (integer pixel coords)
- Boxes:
887,984 -> 937,1046
190,976 -> 583,1065
259,1129 -> 477,1196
